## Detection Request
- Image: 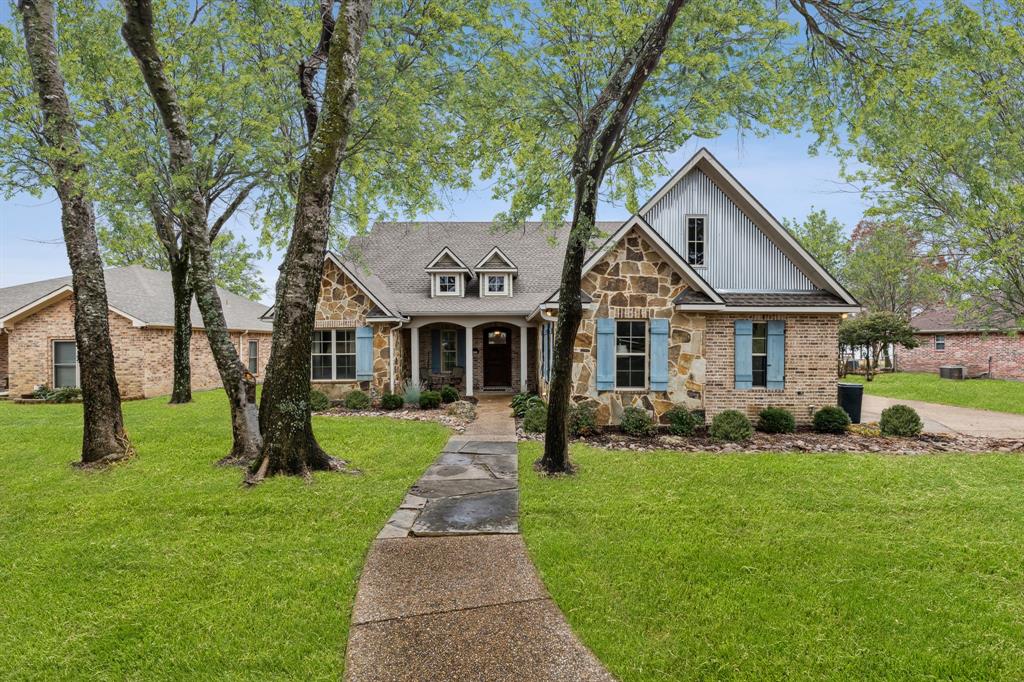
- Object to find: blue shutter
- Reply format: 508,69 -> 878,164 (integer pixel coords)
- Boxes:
766,320 -> 785,390
596,318 -> 615,391
734,320 -> 753,390
649,318 -> 669,391
431,329 -> 441,372
456,327 -> 466,368
356,326 -> 373,381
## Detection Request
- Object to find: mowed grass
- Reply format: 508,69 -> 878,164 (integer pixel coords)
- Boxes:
0,391 -> 448,680
846,372 -> 1024,415
519,442 -> 1024,681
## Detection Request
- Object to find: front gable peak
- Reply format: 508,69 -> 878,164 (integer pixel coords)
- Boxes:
474,246 -> 518,275
424,247 -> 472,274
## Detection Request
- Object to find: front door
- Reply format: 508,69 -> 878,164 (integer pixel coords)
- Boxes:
482,326 -> 512,388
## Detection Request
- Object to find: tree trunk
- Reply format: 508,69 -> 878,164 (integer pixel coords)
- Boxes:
168,253 -> 193,404
253,0 -> 372,483
18,0 -> 132,465
121,0 -> 261,462
540,0 -> 686,473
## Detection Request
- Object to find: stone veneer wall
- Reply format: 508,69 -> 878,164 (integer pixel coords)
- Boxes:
313,259 -> 394,399
572,228 -> 706,425
5,295 -> 271,399
703,313 -> 840,424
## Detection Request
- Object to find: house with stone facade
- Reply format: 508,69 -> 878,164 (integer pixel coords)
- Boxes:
899,304 -> 1024,380
309,148 -> 860,425
0,265 -> 272,399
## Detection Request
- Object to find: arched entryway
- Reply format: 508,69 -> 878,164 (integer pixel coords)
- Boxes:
481,325 -> 513,389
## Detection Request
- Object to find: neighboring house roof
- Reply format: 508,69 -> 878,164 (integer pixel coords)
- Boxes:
342,221 -> 622,316
0,265 -> 272,332
911,304 -> 1020,333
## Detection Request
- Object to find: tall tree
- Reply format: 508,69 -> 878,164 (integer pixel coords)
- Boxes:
10,0 -> 131,464
845,219 -> 937,317
784,208 -> 849,279
841,0 -> 1023,326
120,0 -> 262,460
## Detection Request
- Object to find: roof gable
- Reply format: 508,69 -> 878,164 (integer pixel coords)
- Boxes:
424,247 -> 472,273
474,246 -> 518,273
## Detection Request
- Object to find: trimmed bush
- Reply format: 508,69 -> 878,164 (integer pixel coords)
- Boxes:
419,390 -> 442,409
710,409 -> 753,442
813,405 -> 851,434
511,392 -> 542,418
522,403 -> 548,433
48,387 -> 82,403
309,389 -> 330,412
568,402 -> 599,438
621,406 -> 656,437
664,405 -> 699,436
344,390 -> 371,410
757,407 -> 796,434
440,385 -> 459,404
380,392 -> 404,410
880,404 -> 923,437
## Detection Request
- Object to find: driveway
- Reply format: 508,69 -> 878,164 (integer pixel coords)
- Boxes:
861,395 -> 1024,438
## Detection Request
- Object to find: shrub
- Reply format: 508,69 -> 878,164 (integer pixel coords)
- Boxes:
419,390 -> 442,409
879,404 -> 923,437
522,402 -> 548,433
620,406 -> 656,437
380,393 -> 404,410
30,385 -> 51,400
440,385 -> 459,404
664,405 -> 699,436
344,390 -> 371,410
309,389 -> 330,412
813,405 -> 851,434
403,382 -> 421,406
511,392 -> 542,417
757,407 -> 796,434
568,402 -> 599,438
48,387 -> 82,403
710,409 -> 753,442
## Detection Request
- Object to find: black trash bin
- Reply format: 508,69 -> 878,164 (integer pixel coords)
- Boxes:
837,382 -> 864,424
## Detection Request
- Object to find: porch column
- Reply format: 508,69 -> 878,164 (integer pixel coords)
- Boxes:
519,324 -> 528,393
464,324 -> 474,397
410,326 -> 419,389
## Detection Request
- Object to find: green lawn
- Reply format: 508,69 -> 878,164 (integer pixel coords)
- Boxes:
846,372 -> 1024,415
0,391 -> 448,680
519,443 -> 1024,681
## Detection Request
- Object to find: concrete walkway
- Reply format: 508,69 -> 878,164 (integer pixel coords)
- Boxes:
345,396 -> 613,681
862,394 -> 1024,438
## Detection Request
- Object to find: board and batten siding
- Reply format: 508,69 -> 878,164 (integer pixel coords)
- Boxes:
642,169 -> 814,292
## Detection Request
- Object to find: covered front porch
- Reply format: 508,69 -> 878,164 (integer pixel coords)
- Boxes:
401,317 -> 537,396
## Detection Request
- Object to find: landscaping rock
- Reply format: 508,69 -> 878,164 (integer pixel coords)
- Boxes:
445,400 -> 477,421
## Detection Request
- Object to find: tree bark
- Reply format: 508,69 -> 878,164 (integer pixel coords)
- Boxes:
121,0 -> 261,461
252,0 -> 372,483
168,252 -> 193,404
17,0 -> 132,465
540,0 -> 686,474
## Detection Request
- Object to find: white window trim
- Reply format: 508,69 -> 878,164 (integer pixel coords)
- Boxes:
484,274 -> 507,296
614,320 -> 648,391
685,214 -> 707,268
248,340 -> 260,375
935,335 -> 946,350
52,339 -> 80,389
433,273 -> 462,297
440,329 -> 458,372
751,322 -> 768,388
310,329 -> 357,382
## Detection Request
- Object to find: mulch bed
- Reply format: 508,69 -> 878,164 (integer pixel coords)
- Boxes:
517,421 -> 1024,454
317,402 -> 476,434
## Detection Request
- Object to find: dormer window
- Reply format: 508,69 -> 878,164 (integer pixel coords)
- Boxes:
434,273 -> 462,296
425,247 -> 472,298
486,275 -> 507,295
475,246 -> 518,298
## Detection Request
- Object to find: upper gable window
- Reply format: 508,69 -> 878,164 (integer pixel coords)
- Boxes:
434,273 -> 462,296
486,274 -> 507,295
687,216 -> 705,266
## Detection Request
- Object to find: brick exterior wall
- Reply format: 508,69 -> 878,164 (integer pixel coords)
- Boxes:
5,294 -> 271,399
0,331 -> 9,389
704,313 -> 840,425
899,332 -> 1024,380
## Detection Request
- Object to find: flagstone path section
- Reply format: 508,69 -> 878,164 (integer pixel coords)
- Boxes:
345,396 -> 613,681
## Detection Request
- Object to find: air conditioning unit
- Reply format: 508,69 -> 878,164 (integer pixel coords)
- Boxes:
939,365 -> 966,380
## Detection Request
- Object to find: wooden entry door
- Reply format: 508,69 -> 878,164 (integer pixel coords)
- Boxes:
482,326 -> 512,387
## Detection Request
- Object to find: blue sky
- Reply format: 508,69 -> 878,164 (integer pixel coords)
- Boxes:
0,129 -> 867,305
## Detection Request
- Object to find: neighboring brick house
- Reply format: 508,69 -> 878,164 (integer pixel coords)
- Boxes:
307,148 -> 859,424
900,304 -> 1024,380
0,265 -> 272,399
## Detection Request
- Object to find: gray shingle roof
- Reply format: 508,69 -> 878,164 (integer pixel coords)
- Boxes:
0,265 -> 272,331
911,303 -> 1019,332
342,221 -> 622,316
718,291 -> 847,307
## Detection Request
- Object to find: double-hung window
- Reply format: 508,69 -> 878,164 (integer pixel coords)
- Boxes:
486,275 -> 506,294
687,216 -> 705,266
615,321 -> 647,389
440,329 -> 458,371
53,340 -> 79,388
935,335 -> 945,350
751,323 -> 768,388
311,329 -> 356,380
248,340 -> 259,374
